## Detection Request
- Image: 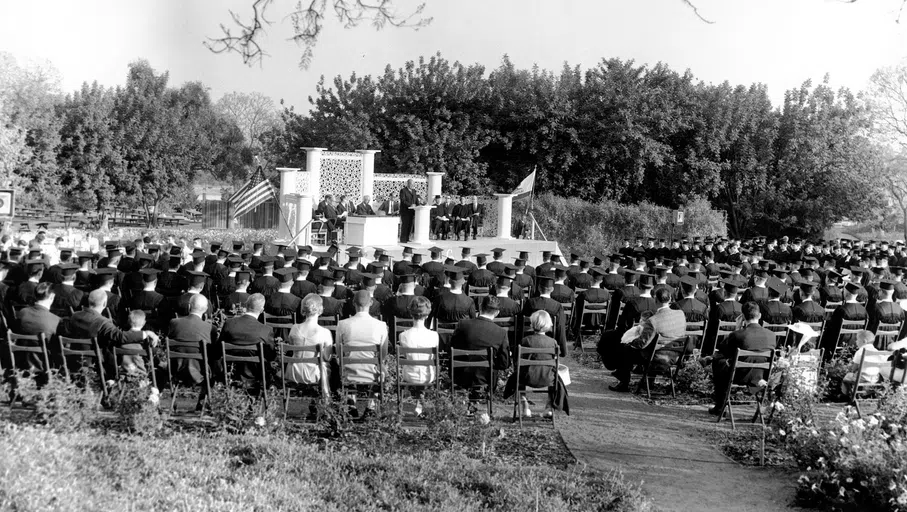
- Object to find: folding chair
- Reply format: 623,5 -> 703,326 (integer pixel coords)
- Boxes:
762,323 -> 789,349
574,300 -> 610,352
278,342 -> 328,420
832,319 -> 867,356
57,335 -> 108,402
718,348 -> 775,429
638,335 -> 690,399
450,347 -> 493,416
164,338 -> 212,413
434,319 -> 458,353
875,321 -> 903,350
392,316 -> 415,347
713,320 -> 739,355
848,346 -> 891,418
318,314 -> 340,337
3,331 -> 51,408
263,312 -> 295,341
220,341 -> 268,408
824,302 -> 842,321
559,302 -> 574,333
338,341 -> 386,413
50,305 -> 75,319
467,286 -> 489,299
684,318 -> 708,350
112,341 -> 158,399
396,345 -> 440,416
511,344 -> 559,428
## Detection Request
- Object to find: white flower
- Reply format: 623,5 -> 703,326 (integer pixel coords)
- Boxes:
757,379 -> 768,388
149,387 -> 159,396
779,429 -> 787,436
775,402 -> 786,412
138,378 -> 149,389
868,416 -> 879,427
148,394 -> 159,406
254,416 -> 266,427
478,413 -> 490,425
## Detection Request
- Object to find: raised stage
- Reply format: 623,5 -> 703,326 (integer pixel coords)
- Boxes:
313,237 -> 562,268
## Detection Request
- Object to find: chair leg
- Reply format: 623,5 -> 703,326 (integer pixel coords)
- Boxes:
728,401 -> 736,430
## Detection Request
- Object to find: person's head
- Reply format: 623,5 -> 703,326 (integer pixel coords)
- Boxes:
34,282 -> 54,306
300,293 -> 323,319
855,329 -> 875,347
87,289 -> 108,311
324,193 -> 334,204
742,301 -> 761,323
188,294 -> 208,316
362,194 -> 371,204
352,290 -> 371,313
408,296 -> 432,322
128,309 -> 146,330
530,310 -> 553,334
406,179 -> 414,189
479,296 -> 501,318
460,196 -> 467,204
244,293 -> 265,316
654,287 -> 672,305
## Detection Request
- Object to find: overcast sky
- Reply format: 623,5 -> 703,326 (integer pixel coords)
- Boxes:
2,0 -> 907,111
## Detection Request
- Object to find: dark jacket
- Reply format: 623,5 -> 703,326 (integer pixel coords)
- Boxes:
450,316 -> 510,389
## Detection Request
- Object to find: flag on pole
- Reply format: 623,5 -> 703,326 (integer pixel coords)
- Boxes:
512,168 -> 536,198
230,166 -> 277,219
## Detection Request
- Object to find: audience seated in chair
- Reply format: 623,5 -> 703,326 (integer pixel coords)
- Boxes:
709,302 -> 776,415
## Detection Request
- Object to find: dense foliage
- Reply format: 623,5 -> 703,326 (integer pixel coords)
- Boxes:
267,54 -> 883,238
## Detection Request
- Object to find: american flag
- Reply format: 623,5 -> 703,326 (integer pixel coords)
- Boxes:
230,165 -> 276,219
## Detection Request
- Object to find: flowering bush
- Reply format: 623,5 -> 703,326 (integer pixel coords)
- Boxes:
779,383 -> 907,511
112,371 -> 165,436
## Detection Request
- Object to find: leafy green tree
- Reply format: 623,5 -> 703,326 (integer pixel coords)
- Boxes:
56,81 -> 125,230
0,52 -> 63,207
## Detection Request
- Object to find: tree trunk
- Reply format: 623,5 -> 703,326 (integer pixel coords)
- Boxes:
902,207 -> 907,242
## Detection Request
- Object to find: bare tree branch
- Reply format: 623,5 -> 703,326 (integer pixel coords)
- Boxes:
681,0 -> 715,24
206,0 -> 432,69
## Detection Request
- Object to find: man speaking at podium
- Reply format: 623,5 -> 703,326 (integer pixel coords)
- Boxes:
399,179 -> 419,243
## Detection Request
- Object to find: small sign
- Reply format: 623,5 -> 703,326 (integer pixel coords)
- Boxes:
674,210 -> 685,225
0,189 -> 15,217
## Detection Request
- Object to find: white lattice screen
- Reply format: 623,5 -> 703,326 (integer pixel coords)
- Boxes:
373,173 -> 427,203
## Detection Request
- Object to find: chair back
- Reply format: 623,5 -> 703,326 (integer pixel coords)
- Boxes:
449,346 -> 493,393
685,318 -> 708,337
851,347 -> 891,400
263,312 -> 295,330
338,341 -> 385,385
876,321 -> 903,350
50,306 -> 75,319
824,301 -> 842,319
762,323 -> 789,348
278,342 -> 323,366
467,286 -> 489,298
732,348 -> 774,372
396,345 -> 440,387
221,341 -> 266,365
318,314 -> 340,333
113,342 -> 157,388
5,331 -> 51,372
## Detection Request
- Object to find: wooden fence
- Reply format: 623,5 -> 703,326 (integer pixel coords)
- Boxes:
202,199 -> 280,230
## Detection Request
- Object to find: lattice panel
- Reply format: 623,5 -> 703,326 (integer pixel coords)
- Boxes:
320,153 -> 362,201
295,171 -> 309,194
373,174 -> 427,203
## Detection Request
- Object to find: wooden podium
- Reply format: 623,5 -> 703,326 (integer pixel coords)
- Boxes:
345,215 -> 400,247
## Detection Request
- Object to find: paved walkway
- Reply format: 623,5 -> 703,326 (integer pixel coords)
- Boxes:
555,353 -> 802,511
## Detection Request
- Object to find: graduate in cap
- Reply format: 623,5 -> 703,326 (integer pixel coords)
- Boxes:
226,270 -> 252,313
551,265 -> 576,305
421,246 -> 446,289
522,275 -> 567,357
820,281 -> 869,360
13,259 -> 46,305
605,269 -> 641,331
430,266 -> 476,333
381,273 -> 422,339
290,260 -> 317,299
176,271 -> 213,318
760,278 -> 793,327
617,273 -> 658,332
50,263 -> 84,315
486,248 -> 507,275
156,255 -> 188,300
673,275 -> 709,324
740,268 -> 770,305
703,278 -> 744,355
317,273 -> 345,318
455,247 -> 477,276
792,281 -> 825,324
265,267 -> 302,318
250,256 -> 280,298
573,267 -> 611,339
866,279 -> 905,334
467,253 -> 495,288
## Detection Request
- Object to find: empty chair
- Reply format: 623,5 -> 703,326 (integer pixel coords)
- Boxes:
2,331 -> 51,408
164,337 -> 211,413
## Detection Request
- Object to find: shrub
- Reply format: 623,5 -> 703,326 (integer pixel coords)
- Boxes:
5,369 -> 100,432
532,193 -> 727,256
674,352 -> 714,398
111,372 -> 165,436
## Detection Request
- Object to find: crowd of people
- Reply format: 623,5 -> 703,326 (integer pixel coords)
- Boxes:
3,229 -> 905,419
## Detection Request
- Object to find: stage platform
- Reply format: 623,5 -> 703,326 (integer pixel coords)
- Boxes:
313,237 -> 562,268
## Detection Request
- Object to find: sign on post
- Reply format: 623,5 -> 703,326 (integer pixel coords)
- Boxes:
673,209 -> 685,225
0,189 -> 15,218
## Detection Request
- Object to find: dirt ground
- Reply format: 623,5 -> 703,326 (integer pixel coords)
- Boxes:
556,353 -> 804,512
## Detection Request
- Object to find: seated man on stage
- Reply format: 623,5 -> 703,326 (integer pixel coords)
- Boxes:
355,195 -> 376,216
429,195 -> 450,240
452,196 -> 472,241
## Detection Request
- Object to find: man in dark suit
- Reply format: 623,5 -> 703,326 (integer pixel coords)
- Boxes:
215,293 -> 274,384
820,282 -> 868,361
355,195 -> 376,216
710,302 -> 776,415
867,280 -> 905,333
58,289 -> 159,376
672,276 -> 708,323
50,264 -> 83,315
450,296 -> 510,391
167,294 -> 214,393
399,179 -> 419,243
14,283 -> 60,372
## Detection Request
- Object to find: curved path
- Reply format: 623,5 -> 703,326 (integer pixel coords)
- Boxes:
555,353 -> 802,511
